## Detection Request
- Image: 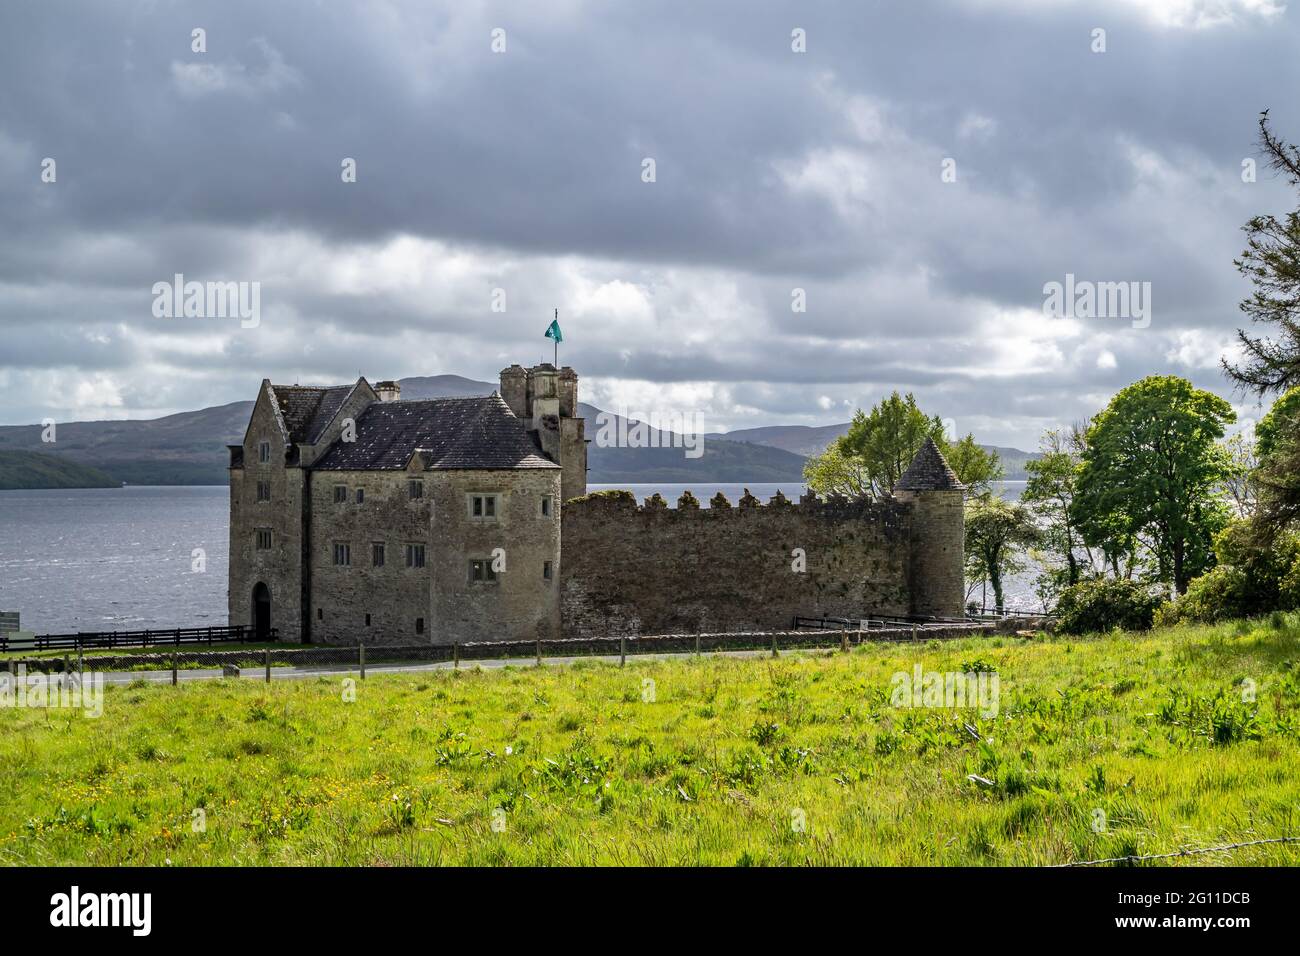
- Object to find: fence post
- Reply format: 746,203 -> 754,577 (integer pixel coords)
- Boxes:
535,638 -> 541,666
771,634 -> 778,659
453,642 -> 460,669
359,642 -> 366,680
911,624 -> 918,643
63,654 -> 70,674
264,649 -> 271,684
695,634 -> 701,658
172,653 -> 178,686
620,636 -> 626,668
840,630 -> 848,653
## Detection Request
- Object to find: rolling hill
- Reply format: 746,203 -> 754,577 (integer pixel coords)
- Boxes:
0,450 -> 121,490
0,375 -> 807,486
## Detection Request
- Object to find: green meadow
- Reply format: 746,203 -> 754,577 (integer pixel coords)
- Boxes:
2,618 -> 1299,866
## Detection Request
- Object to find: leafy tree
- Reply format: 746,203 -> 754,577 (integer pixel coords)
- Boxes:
800,443 -> 871,498
964,495 -> 1039,612
1221,432 -> 1257,519
1224,113 -> 1300,396
803,392 -> 1002,499
1073,376 -> 1235,595
1253,387 -> 1300,533
1021,425 -> 1111,602
1254,385 -> 1300,460
943,434 -> 1002,499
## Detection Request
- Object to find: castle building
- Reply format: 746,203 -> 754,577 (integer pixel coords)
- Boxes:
228,363 -> 964,644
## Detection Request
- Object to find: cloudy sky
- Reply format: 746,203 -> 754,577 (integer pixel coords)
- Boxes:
2,0 -> 1297,448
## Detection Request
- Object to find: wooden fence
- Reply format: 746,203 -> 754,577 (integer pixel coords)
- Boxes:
0,624 -> 275,653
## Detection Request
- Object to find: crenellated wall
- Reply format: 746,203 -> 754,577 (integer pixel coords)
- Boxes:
559,489 -> 917,636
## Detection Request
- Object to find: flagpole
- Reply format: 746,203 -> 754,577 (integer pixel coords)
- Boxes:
553,308 -> 558,366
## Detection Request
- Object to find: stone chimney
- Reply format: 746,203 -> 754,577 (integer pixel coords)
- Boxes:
375,380 -> 401,402
499,364 -> 528,418
501,362 -> 587,502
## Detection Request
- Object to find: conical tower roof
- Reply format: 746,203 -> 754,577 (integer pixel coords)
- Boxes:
896,437 -> 964,491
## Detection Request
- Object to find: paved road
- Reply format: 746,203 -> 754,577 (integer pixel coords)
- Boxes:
95,646 -> 807,685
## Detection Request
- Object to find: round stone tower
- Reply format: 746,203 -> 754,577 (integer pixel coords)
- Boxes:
894,437 -> 966,620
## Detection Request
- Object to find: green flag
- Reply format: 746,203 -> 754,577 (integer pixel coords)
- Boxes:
544,318 -> 563,343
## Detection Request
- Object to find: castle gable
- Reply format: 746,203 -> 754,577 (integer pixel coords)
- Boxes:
312,394 -> 559,471
271,384 -> 355,445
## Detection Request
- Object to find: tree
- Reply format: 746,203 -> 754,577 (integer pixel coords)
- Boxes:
1255,385 -> 1300,460
1224,113 -> 1300,396
803,392 -> 1002,499
943,434 -> 1002,499
1221,432 -> 1257,520
1073,376 -> 1235,595
1253,386 -> 1300,533
800,443 -> 871,498
1021,425 -> 1107,601
964,495 -> 1039,613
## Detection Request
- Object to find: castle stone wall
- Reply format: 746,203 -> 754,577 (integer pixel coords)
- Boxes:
229,384 -> 307,643
306,467 -> 435,644
559,490 -> 913,637
429,469 -> 562,645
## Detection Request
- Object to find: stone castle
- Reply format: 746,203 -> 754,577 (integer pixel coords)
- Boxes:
228,363 -> 965,643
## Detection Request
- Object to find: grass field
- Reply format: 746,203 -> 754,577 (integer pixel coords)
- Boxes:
2,617 -> 1299,866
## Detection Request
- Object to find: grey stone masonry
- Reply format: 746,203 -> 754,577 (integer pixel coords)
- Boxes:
230,362 -> 964,643
229,361 -> 580,645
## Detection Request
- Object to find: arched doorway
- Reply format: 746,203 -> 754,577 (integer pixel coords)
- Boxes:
252,582 -> 272,640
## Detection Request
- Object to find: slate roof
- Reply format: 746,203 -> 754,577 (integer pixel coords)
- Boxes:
312,394 -> 558,471
271,385 -> 354,444
896,437 -> 965,491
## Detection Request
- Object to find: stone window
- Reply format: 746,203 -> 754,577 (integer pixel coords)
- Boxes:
256,481 -> 270,502
415,617 -> 425,635
408,479 -> 423,500
372,542 -> 385,567
469,559 -> 499,583
405,544 -> 425,568
258,441 -> 271,464
255,528 -> 272,550
469,494 -> 499,519
333,542 -> 351,566
318,608 -> 323,620
543,560 -> 553,581
540,495 -> 552,517
365,613 -> 371,627
356,488 -> 365,504
333,485 -> 348,504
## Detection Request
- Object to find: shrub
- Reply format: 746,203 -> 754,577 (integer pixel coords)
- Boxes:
1053,579 -> 1164,635
1155,565 -> 1253,626
1160,520 -> 1300,624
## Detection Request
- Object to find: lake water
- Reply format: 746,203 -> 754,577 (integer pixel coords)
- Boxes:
0,481 -> 1036,634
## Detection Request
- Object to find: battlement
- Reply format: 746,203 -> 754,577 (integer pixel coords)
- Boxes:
564,487 -> 909,527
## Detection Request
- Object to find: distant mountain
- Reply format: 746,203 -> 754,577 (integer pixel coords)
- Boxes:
707,423 -> 848,458
0,401 -> 253,486
709,424 -> 1039,480
389,375 -> 498,399
0,450 -> 120,490
0,375 -> 807,486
